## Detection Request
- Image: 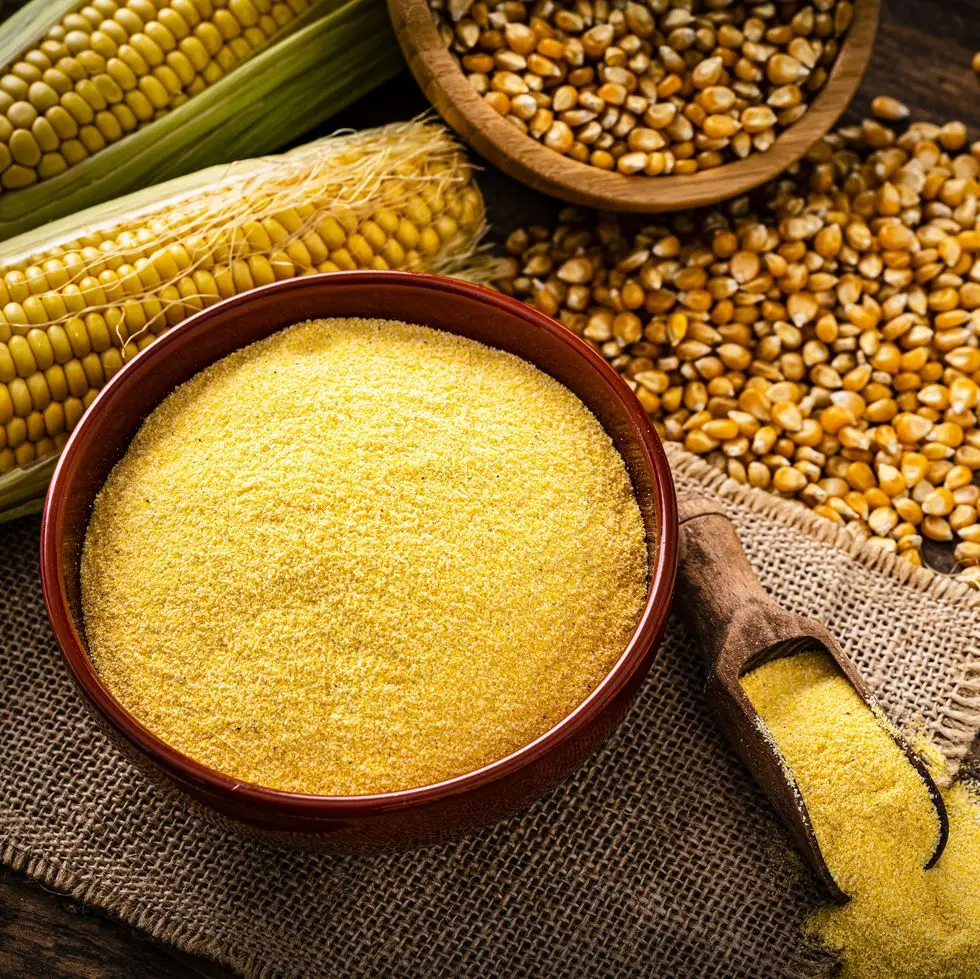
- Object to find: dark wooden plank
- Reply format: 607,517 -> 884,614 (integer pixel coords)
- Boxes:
0,866 -> 232,978
3,1 -> 978,976
847,0 -> 980,129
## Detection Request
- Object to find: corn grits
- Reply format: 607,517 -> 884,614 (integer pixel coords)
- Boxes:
80,316 -> 648,796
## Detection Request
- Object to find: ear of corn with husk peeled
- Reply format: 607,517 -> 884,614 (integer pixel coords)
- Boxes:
0,0 -> 403,237
0,119 -> 487,521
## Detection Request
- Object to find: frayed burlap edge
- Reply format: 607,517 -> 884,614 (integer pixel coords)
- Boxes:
1,835 -> 270,978
666,444 -> 980,776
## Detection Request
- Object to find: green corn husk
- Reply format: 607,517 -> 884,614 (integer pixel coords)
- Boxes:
0,0 -> 403,238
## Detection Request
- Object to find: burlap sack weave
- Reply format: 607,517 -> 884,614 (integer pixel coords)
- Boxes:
1,445 -> 978,979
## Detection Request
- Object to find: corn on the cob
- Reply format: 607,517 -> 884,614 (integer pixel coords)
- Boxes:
0,0 -> 316,193
0,0 -> 402,236
0,119 -> 486,520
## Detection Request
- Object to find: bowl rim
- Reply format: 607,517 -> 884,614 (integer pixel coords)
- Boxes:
388,0 -> 881,212
40,270 -> 678,818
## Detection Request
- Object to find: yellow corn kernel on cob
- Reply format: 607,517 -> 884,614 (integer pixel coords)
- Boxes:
0,0 -> 402,235
0,0 -> 317,191
0,119 -> 486,518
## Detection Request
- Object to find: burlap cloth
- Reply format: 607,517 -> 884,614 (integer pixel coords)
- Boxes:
1,445 -> 978,978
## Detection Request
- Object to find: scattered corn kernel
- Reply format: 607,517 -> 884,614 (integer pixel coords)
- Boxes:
492,113 -> 980,587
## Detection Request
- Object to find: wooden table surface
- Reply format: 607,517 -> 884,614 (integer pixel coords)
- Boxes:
3,0 -> 978,974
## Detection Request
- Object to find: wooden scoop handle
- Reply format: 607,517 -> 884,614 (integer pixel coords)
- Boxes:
674,490 -> 950,900
675,493 -> 789,673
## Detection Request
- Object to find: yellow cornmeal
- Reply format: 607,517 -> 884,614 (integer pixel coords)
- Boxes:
81,317 -> 648,796
741,651 -> 941,895
742,651 -> 980,978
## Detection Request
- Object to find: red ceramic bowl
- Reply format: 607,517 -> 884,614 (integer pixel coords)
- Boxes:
41,271 -> 678,848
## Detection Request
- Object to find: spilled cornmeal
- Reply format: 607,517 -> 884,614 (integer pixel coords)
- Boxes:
742,650 -> 980,978
81,318 -> 648,796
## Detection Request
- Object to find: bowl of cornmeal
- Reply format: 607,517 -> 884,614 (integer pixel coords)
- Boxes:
40,271 -> 677,847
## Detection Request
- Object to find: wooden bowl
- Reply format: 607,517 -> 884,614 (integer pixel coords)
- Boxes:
389,0 -> 881,211
40,270 -> 678,849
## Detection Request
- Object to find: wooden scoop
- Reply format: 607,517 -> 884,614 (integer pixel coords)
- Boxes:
675,493 -> 950,903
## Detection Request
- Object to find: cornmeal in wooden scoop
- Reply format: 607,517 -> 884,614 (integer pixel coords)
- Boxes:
743,651 -> 980,977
